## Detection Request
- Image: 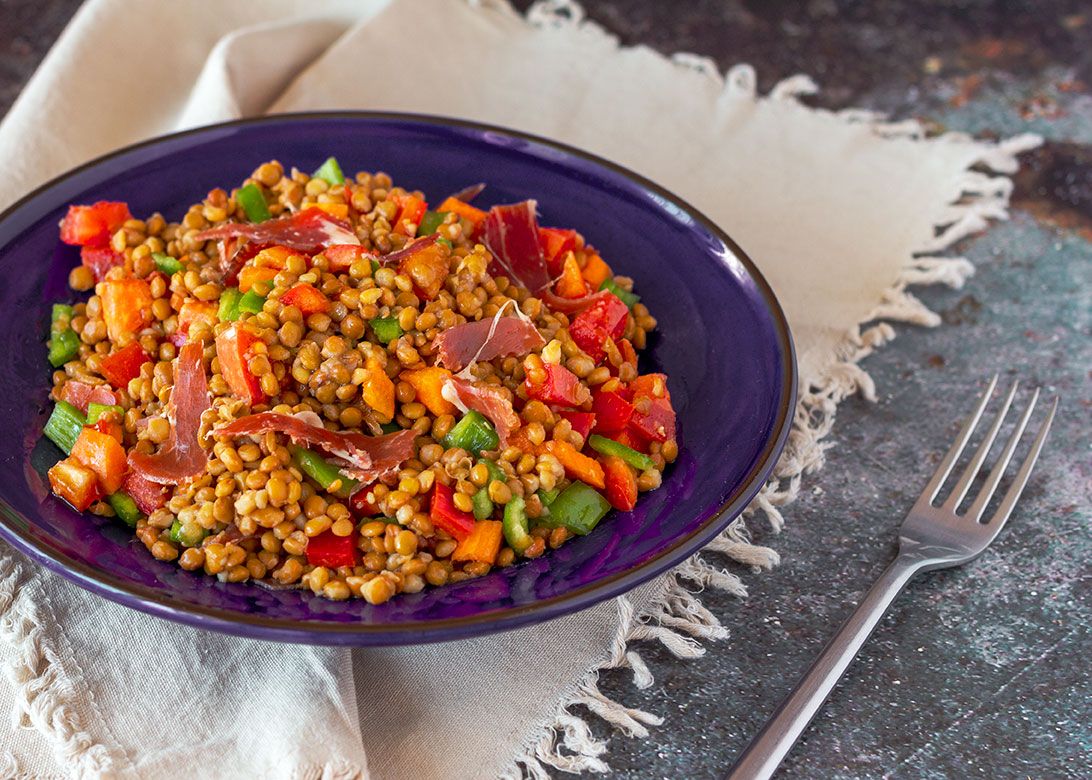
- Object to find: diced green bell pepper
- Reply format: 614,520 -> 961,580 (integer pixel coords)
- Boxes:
169,519 -> 208,547
542,481 -> 611,536
47,329 -> 80,367
442,411 -> 499,455
587,434 -> 655,471
312,156 -> 345,185
107,492 -> 142,527
290,445 -> 358,498
237,289 -> 266,315
370,316 -> 403,344
437,237 -> 453,249
379,421 -> 403,434
471,488 -> 494,520
43,401 -> 86,454
86,402 -> 124,425
417,210 -> 445,236
236,183 -> 270,223
152,252 -> 184,275
599,278 -> 640,309
51,304 -> 73,331
218,287 -> 243,322
537,487 -> 561,507
502,495 -> 532,553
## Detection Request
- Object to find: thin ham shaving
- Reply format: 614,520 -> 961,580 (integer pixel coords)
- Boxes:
53,380 -> 117,414
194,207 -> 359,254
213,412 -> 416,484
441,377 -> 520,448
541,288 -> 614,314
447,182 -> 485,203
128,341 -> 210,484
435,302 -> 544,373
482,201 -> 552,293
374,233 -> 439,266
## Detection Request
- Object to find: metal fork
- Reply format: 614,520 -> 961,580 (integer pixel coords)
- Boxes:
728,376 -> 1058,780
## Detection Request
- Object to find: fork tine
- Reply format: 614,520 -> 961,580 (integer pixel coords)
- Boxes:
965,388 -> 1040,523
984,396 -> 1058,529
919,375 -> 998,505
942,381 -> 1019,511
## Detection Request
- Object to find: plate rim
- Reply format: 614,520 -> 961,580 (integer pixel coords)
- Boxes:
0,110 -> 797,645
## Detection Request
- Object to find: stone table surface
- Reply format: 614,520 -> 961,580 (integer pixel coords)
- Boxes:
2,1 -> 1089,778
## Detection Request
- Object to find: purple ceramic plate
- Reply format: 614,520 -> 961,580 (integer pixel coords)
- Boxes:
0,113 -> 795,646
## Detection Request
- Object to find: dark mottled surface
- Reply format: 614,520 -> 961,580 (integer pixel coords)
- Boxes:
2,2 -> 1089,779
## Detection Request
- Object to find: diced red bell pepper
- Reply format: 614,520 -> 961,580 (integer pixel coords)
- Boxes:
525,362 -> 590,408
280,282 -> 330,315
123,469 -> 167,514
215,324 -> 266,405
569,293 -> 629,363
591,389 -> 634,434
393,194 -> 428,236
602,455 -> 638,511
80,246 -> 125,282
48,457 -> 102,511
325,244 -> 373,273
628,373 -> 675,443
605,426 -> 649,453
430,482 -> 476,541
71,426 -> 128,494
557,410 -> 596,440
306,529 -> 359,569
349,484 -> 381,517
538,227 -> 579,276
99,342 -> 151,390
59,201 -> 131,247
55,381 -> 118,414
399,242 -> 449,300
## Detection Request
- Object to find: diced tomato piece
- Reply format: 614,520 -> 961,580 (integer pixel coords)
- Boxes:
80,246 -> 125,282
538,227 -> 579,276
437,197 -> 487,234
605,427 -> 648,453
557,410 -> 596,440
430,482 -> 476,541
71,426 -> 127,494
393,194 -> 428,236
602,455 -> 638,511
59,201 -> 131,247
123,469 -> 167,514
325,244 -> 373,273
177,300 -> 217,338
349,484 -> 381,518
525,363 -> 590,408
55,381 -> 117,414
591,390 -> 634,434
48,457 -> 102,511
555,252 -> 589,298
215,324 -> 266,405
569,293 -> 629,363
280,283 -> 330,315
99,342 -> 151,390
237,265 -> 280,293
99,278 -> 152,343
399,242 -> 449,300
629,397 -> 676,443
305,529 -> 359,569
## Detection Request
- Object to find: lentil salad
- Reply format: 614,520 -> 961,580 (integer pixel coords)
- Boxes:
40,157 -> 677,605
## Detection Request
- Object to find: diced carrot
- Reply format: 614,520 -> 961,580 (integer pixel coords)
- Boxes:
452,520 -> 504,564
555,252 -> 588,298
310,202 -> 350,220
252,245 -> 302,269
71,426 -> 127,494
400,367 -> 456,416
237,265 -> 280,293
215,324 -> 266,405
393,194 -> 428,236
581,251 -> 612,288
601,455 -> 637,511
91,417 -> 124,443
99,342 -> 150,389
280,283 -> 330,315
99,278 -> 152,342
437,196 -> 487,231
360,356 -> 395,421
177,300 -> 218,338
399,242 -> 449,300
48,457 -> 101,511
630,373 -> 670,401
542,440 -> 605,489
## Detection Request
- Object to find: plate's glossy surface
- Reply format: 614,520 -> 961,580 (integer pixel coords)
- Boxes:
0,114 -> 795,645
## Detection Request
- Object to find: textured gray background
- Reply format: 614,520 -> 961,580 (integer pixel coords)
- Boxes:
2,2 -> 1089,778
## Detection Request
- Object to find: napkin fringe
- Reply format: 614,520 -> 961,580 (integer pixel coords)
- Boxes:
499,2 -> 1038,775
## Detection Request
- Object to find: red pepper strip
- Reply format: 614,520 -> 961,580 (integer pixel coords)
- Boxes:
591,389 -> 633,434
568,293 -> 629,363
306,529 -> 359,568
525,363 -> 591,408
602,455 -> 638,511
99,343 -> 151,390
430,482 -> 476,541
349,484 -> 381,517
122,470 -> 167,514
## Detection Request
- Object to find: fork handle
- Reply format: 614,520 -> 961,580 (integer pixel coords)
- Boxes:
728,554 -> 924,780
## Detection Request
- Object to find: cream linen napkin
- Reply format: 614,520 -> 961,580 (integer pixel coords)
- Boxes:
0,1 -> 1037,778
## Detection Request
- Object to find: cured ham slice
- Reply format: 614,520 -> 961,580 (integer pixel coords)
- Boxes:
128,341 -> 210,484
53,380 -> 118,414
443,377 -> 520,448
435,315 -> 544,373
195,207 -> 359,254
482,201 -> 552,293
